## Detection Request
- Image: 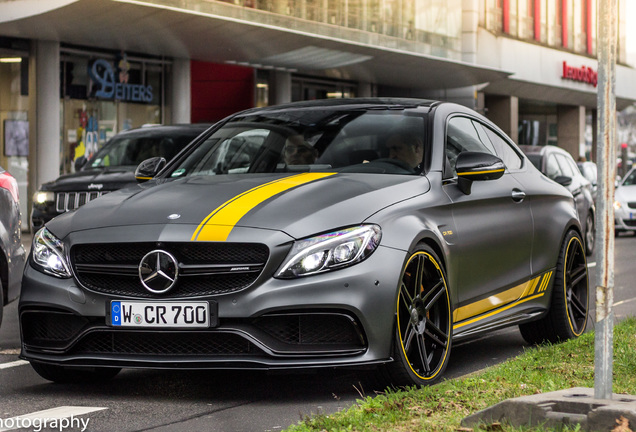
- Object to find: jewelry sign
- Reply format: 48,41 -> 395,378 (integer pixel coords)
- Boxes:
88,55 -> 154,103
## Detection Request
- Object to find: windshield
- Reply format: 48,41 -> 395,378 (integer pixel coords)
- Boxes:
621,169 -> 636,186
88,131 -> 199,168
168,110 -> 426,179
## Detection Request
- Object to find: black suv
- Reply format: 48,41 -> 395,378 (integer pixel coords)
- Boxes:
31,124 -> 210,230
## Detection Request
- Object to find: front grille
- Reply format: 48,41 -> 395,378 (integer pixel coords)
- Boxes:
70,331 -> 259,356
623,219 -> 636,227
627,202 -> 636,210
254,313 -> 365,346
56,191 -> 107,212
71,242 -> 269,298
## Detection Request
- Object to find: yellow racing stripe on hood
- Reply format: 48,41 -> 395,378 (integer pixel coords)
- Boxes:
192,172 -> 335,241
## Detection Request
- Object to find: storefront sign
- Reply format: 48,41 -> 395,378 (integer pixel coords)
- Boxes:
561,61 -> 597,87
89,58 -> 153,102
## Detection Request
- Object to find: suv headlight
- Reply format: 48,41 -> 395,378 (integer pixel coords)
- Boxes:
276,225 -> 381,279
32,228 -> 72,278
34,190 -> 54,204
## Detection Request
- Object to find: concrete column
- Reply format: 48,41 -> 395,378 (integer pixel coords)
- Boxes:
485,95 -> 519,144
357,81 -> 373,97
271,70 -> 292,105
28,40 -> 60,214
170,58 -> 191,124
462,0 -> 479,64
557,104 -> 585,159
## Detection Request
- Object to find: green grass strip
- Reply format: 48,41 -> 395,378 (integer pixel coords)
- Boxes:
286,317 -> 636,432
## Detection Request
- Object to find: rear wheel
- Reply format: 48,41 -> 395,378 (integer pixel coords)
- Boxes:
384,246 -> 452,387
30,361 -> 121,384
519,230 -> 589,344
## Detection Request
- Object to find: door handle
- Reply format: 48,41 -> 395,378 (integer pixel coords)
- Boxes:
512,189 -> 526,202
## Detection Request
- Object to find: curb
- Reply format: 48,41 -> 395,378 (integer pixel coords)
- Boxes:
461,387 -> 636,431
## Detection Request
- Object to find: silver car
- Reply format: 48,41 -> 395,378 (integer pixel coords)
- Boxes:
615,167 -> 636,236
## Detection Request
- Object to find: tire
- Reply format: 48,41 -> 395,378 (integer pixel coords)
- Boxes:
384,246 -> 452,387
584,212 -> 595,256
30,361 -> 121,384
519,230 -> 589,345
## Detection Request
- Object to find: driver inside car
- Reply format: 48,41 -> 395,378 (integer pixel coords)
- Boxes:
283,134 -> 319,165
386,132 -> 424,171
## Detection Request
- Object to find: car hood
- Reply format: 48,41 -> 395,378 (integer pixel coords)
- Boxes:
40,167 -> 136,192
46,172 -> 430,240
616,184 -> 636,201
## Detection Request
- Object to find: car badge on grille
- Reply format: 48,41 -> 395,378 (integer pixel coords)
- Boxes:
139,250 -> 179,294
87,183 -> 103,190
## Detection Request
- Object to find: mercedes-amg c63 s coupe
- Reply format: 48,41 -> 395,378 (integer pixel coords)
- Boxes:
20,98 -> 589,386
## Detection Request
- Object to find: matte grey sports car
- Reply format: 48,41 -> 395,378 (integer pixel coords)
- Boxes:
19,98 -> 589,386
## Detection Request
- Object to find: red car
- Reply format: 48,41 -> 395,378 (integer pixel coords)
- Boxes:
0,165 -> 26,327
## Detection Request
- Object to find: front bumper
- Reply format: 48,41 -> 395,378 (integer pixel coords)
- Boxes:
615,206 -> 636,232
19,243 -> 406,370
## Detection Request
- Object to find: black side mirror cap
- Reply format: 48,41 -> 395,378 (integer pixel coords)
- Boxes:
554,175 -> 573,187
135,157 -> 167,183
456,152 -> 506,195
74,156 -> 87,172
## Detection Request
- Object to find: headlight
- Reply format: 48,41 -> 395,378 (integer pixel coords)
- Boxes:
276,225 -> 381,279
614,201 -> 622,211
34,190 -> 54,204
31,228 -> 72,278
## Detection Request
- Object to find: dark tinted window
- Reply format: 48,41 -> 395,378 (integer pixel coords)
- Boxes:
445,116 -> 496,175
482,126 -> 523,170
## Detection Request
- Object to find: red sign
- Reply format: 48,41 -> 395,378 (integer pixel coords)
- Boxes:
562,61 -> 597,87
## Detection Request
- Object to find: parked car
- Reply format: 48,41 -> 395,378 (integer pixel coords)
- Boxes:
20,98 -> 589,386
30,124 -> 211,230
614,167 -> 636,236
0,165 -> 26,328
577,161 -> 598,200
520,145 -> 596,256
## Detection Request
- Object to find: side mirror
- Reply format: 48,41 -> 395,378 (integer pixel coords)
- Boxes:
554,175 -> 572,187
135,157 -> 166,183
455,151 -> 505,195
74,156 -> 87,172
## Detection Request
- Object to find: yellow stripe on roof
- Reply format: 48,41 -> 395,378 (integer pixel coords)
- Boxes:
192,172 -> 335,242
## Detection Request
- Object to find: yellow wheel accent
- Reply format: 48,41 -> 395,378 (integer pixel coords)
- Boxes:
563,235 -> 589,336
395,250 -> 452,382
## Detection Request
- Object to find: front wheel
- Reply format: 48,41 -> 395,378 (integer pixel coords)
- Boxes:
519,230 -> 589,344
384,246 -> 452,387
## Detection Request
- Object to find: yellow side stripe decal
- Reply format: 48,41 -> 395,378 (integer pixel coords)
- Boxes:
453,292 -> 546,330
192,172 -> 335,242
453,275 -> 540,323
452,270 -> 554,329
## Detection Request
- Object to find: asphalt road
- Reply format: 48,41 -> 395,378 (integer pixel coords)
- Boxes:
1,233 -> 634,432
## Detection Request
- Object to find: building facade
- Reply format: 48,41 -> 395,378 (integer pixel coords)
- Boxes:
0,0 -> 635,230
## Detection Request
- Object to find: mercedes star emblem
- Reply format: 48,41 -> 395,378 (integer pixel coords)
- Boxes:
138,250 -> 179,294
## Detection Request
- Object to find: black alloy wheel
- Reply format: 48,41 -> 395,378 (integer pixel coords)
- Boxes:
520,230 -> 589,344
385,246 -> 452,386
585,212 -> 595,256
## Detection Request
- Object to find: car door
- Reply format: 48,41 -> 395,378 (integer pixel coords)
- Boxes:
442,115 -> 534,317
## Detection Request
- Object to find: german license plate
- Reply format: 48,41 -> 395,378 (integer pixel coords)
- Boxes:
109,301 -> 212,328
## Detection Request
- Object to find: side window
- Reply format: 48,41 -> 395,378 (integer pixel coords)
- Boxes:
481,125 -> 524,170
545,155 -> 563,180
445,116 -> 496,175
555,154 -> 575,178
